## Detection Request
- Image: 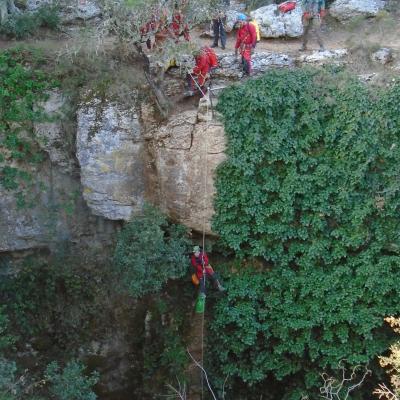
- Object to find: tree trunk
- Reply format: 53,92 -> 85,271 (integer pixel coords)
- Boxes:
134,42 -> 171,119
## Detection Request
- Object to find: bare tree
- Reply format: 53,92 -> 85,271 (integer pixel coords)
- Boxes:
319,361 -> 371,400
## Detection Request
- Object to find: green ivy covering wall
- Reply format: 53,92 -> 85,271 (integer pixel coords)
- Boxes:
210,67 -> 400,398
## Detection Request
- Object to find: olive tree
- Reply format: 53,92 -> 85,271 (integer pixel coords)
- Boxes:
98,0 -> 221,116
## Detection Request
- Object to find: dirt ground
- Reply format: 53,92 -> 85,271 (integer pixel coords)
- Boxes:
1,10 -> 400,76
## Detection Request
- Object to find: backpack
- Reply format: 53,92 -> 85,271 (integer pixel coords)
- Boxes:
279,1 -> 297,13
204,47 -> 219,70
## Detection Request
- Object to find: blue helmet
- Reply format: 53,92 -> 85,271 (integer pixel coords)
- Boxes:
237,13 -> 247,21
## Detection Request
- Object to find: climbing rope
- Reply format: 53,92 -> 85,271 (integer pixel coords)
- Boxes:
186,66 -> 213,400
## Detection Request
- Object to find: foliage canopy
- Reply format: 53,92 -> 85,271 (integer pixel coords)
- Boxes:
210,68 -> 400,398
114,205 -> 190,297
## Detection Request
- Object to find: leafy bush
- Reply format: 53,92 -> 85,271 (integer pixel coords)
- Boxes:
210,68 -> 400,398
0,6 -> 60,39
0,48 -> 57,194
0,257 -> 110,348
114,205 -> 191,297
35,5 -> 60,30
45,360 -> 99,400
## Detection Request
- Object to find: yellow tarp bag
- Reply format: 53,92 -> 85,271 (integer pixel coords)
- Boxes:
250,20 -> 261,42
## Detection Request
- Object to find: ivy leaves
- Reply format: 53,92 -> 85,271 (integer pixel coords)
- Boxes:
0,49 -> 57,194
210,68 -> 400,398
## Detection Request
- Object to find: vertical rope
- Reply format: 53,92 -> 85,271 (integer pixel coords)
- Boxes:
201,84 -> 211,400
187,66 -> 212,400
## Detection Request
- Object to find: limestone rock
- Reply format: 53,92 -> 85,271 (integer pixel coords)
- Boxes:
154,109 -> 226,234
250,4 -> 303,38
34,90 -> 75,172
225,10 -> 242,32
214,51 -> 294,80
0,165 -> 116,252
297,49 -> 349,64
26,0 -> 101,21
329,0 -> 386,22
371,48 -> 393,64
76,98 -> 145,221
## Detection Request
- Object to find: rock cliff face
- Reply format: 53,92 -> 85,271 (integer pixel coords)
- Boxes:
76,98 -> 146,221
76,96 -> 226,234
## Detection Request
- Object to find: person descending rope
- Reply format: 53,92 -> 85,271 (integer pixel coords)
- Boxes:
300,0 -> 326,52
191,246 -> 225,295
234,14 -> 257,76
185,46 -> 218,97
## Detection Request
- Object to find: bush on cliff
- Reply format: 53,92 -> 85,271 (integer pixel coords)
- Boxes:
210,67 -> 400,398
114,205 -> 191,298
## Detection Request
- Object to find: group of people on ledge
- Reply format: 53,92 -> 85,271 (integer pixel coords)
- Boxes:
186,0 -> 327,97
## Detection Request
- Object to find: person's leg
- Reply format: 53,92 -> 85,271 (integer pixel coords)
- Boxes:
199,274 -> 206,294
301,18 -> 311,50
212,19 -> 219,47
208,272 -> 225,291
220,23 -> 226,49
313,17 -> 325,50
242,48 -> 252,75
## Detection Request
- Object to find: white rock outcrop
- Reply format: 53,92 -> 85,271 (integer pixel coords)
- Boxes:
329,0 -> 386,22
76,98 -> 145,221
250,4 -> 303,38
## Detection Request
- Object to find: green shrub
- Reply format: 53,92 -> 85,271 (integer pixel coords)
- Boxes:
0,257 -> 109,347
0,13 -> 40,39
0,6 -> 60,39
114,205 -> 191,297
35,5 -> 60,30
45,361 -> 99,400
0,48 -> 58,195
210,68 -> 400,398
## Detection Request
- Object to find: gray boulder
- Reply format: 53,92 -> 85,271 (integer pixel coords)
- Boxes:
297,49 -> 349,64
329,0 -> 386,22
250,4 -> 303,38
214,51 -> 294,80
371,47 -> 393,64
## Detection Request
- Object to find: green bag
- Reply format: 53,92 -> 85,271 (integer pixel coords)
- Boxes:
195,293 -> 206,314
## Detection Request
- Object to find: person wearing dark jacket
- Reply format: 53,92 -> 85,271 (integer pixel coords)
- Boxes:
300,0 -> 326,51
211,10 -> 227,50
191,246 -> 225,294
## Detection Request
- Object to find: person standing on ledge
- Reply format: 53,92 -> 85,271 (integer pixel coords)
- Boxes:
211,9 -> 227,50
300,0 -> 326,52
